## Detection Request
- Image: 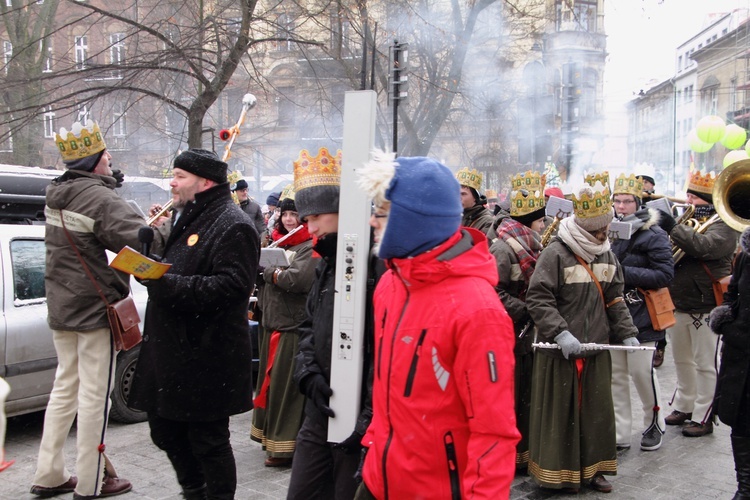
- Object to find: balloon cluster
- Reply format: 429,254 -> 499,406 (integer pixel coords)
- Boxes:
690,115 -> 749,168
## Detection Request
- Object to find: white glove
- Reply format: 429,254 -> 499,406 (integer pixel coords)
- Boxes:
623,337 -> 640,352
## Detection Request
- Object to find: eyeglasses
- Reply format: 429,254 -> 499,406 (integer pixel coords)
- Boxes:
371,205 -> 389,219
613,199 -> 636,205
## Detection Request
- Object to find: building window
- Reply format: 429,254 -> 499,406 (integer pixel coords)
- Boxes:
77,104 -> 89,123
330,14 -> 352,54
579,68 -> 597,118
0,123 -> 12,152
40,39 -> 52,72
110,33 -> 124,78
43,107 -> 55,138
74,35 -> 88,70
274,13 -> 294,51
556,0 -> 597,32
678,55 -> 683,72
3,40 -> 11,75
277,87 -> 295,126
113,102 -> 127,136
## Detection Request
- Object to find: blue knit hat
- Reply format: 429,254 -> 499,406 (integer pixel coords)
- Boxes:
358,153 -> 462,259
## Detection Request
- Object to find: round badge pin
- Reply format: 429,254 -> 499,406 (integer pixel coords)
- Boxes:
188,234 -> 199,246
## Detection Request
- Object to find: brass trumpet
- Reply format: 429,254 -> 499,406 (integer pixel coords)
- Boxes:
146,200 -> 173,226
670,160 -> 750,262
146,93 -> 257,227
713,159 -> 750,232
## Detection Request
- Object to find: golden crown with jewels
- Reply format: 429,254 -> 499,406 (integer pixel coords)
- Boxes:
54,120 -> 107,162
613,173 -> 644,198
455,167 -> 483,191
686,169 -> 716,194
293,148 -> 342,192
584,171 -> 610,189
280,183 -> 295,201
510,171 -> 546,217
571,182 -> 613,219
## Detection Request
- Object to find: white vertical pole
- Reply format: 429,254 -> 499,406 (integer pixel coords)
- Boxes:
327,90 -> 377,442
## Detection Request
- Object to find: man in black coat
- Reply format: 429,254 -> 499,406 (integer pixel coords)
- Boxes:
232,178 -> 265,237
128,149 -> 259,500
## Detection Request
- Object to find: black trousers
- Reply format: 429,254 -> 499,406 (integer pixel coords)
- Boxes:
287,415 -> 360,500
148,413 -> 236,500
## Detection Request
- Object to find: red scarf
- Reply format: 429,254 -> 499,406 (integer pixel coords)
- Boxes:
270,224 -> 311,248
495,218 -> 542,286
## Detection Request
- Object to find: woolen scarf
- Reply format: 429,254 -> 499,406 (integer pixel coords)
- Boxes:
557,216 -> 610,263
495,218 -> 542,284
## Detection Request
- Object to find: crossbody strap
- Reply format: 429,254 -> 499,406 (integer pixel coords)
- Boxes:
574,254 -> 623,309
59,210 -> 110,307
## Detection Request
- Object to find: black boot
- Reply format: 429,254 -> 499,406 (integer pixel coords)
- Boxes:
732,435 -> 750,500
182,484 -> 208,500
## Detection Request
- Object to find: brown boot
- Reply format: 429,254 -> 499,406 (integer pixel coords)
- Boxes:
30,476 -> 78,497
653,348 -> 665,368
682,420 -> 714,437
665,410 -> 692,425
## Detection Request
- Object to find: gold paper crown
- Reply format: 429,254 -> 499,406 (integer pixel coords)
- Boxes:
612,173 -> 644,198
293,147 -> 342,192
571,183 -> 613,219
584,171 -> 610,189
485,189 -> 498,200
456,167 -> 482,191
54,120 -> 107,162
227,170 -> 242,185
280,183 -> 295,201
686,169 -> 716,194
510,171 -> 546,217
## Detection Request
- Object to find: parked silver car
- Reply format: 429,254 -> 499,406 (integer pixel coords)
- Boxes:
1,223 -> 148,423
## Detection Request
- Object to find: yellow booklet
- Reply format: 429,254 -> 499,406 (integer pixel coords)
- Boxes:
110,246 -> 171,280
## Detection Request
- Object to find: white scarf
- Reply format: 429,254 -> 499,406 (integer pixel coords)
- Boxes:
557,217 -> 610,263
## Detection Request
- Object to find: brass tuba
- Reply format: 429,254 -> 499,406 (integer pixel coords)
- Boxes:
713,159 -> 750,232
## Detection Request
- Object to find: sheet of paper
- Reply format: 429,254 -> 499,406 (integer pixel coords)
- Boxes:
260,247 -> 291,268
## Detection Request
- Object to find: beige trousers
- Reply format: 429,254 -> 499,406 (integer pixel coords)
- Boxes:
32,328 -> 116,497
667,312 -> 721,423
611,341 -> 666,444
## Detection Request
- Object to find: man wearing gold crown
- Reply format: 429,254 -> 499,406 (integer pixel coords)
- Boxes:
287,148 -> 375,500
526,181 -> 639,494
488,171 -> 546,473
659,170 -> 739,437
456,167 -> 495,235
31,120 -> 164,499
610,174 -> 673,452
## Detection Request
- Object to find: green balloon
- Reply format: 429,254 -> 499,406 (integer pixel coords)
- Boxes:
721,124 -> 747,150
688,129 -> 713,153
723,149 -> 749,168
696,115 -> 726,144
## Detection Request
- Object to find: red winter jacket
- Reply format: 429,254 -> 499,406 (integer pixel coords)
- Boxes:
362,228 -> 519,499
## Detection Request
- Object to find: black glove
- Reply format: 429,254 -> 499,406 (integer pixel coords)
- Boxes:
709,304 -> 733,333
334,430 -> 363,455
658,213 -> 677,234
302,374 -> 334,418
111,169 -> 125,188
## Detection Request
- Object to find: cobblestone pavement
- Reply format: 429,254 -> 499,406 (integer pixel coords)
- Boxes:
0,348 -> 734,499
